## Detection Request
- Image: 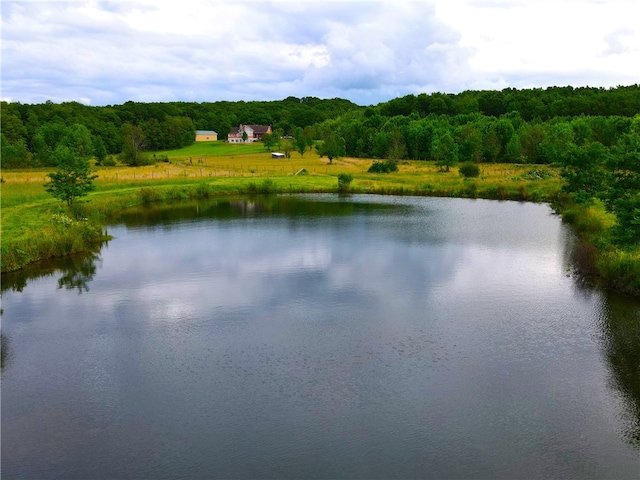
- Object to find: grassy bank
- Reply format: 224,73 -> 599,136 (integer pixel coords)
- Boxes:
3,149 -> 636,296
556,198 -> 640,296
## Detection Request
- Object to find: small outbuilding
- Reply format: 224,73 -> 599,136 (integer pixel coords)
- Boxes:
195,130 -> 218,142
271,152 -> 286,158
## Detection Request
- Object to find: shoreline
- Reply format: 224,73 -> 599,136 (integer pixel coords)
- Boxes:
2,163 -> 637,297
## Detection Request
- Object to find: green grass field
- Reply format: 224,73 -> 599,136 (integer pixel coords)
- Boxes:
154,141 -> 267,158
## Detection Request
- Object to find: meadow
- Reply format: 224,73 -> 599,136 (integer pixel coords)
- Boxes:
4,141 -> 637,296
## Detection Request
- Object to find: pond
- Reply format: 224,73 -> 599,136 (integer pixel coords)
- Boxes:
2,194 -> 639,479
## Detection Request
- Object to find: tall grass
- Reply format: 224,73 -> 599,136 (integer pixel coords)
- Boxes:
597,250 -> 640,296
1,213 -> 108,272
554,197 -> 639,296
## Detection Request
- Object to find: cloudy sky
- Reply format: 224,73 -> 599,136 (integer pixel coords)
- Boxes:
1,0 -> 639,106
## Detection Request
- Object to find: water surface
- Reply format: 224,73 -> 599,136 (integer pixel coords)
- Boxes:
2,195 -> 639,479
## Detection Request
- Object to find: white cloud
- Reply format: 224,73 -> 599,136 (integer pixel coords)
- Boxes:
433,0 -> 640,89
1,0 -> 638,105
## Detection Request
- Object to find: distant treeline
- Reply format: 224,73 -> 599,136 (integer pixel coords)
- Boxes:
2,85 -> 640,169
314,85 -> 640,164
1,96 -> 358,167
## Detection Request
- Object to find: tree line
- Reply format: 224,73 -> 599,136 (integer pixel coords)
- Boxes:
1,96 -> 359,168
3,86 -> 639,168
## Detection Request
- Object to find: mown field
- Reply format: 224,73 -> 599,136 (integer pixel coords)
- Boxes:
0,142 -> 568,274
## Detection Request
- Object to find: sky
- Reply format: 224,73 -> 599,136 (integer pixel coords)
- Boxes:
1,0 -> 639,106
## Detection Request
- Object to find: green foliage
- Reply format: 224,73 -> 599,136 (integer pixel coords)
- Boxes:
387,127 -> 406,162
261,132 -> 275,151
1,134 -> 30,168
120,124 -> 152,166
93,136 -> 108,164
141,116 -> 194,150
560,142 -> 609,204
102,156 -> 117,167
458,161 -> 480,178
247,179 -> 278,196
1,217 -> 107,272
432,130 -> 458,172
368,160 -> 398,173
61,124 -> 94,159
138,187 -> 162,204
5,86 -> 640,171
605,118 -> 640,246
337,173 -> 353,192
44,146 -> 98,207
316,132 -> 346,164
282,139 -> 293,158
294,127 -> 309,156
597,250 -> 640,296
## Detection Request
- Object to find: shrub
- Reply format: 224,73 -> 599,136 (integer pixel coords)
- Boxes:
337,173 -> 353,193
138,187 -> 162,204
368,161 -> 398,173
459,161 -> 480,178
258,179 -> 276,194
195,183 -> 212,197
246,183 -> 259,195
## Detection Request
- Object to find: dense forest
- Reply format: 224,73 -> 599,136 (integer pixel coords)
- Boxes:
0,96 -> 358,166
2,85 -> 639,168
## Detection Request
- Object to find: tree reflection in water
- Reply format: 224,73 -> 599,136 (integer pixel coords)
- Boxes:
56,253 -> 98,293
1,333 -> 8,371
601,292 -> 640,447
1,250 -> 100,295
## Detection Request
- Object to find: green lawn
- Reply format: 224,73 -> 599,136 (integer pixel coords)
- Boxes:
155,141 -> 267,158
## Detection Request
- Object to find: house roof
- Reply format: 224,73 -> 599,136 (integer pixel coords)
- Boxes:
196,130 -> 217,135
229,124 -> 271,136
246,125 -> 271,134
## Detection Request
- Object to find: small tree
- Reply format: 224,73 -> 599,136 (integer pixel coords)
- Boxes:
93,136 -> 107,165
282,139 -> 293,158
294,127 -> 309,157
262,132 -> 275,151
387,127 -> 406,164
120,123 -> 149,166
432,130 -> 458,172
316,132 -> 346,165
274,128 -> 284,150
45,145 -> 97,207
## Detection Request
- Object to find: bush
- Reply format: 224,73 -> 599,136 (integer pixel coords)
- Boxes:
368,161 -> 398,173
258,179 -> 276,194
138,187 -> 162,204
459,161 -> 480,178
195,182 -> 212,197
337,173 -> 353,192
246,183 -> 259,195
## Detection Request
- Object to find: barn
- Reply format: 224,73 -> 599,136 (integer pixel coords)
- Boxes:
195,130 -> 218,142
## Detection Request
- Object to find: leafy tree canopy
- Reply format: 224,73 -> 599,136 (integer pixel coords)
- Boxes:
44,146 -> 97,207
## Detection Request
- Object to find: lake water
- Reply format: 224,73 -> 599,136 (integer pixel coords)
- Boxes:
2,194 -> 639,479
